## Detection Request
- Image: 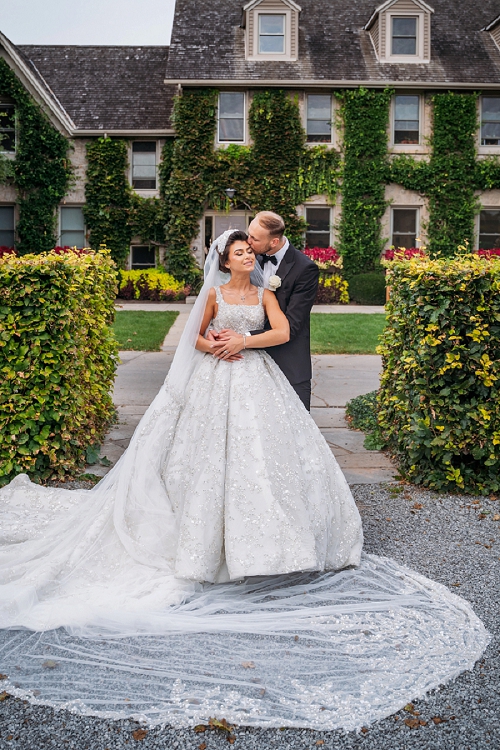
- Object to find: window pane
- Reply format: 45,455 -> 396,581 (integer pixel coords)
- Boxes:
132,142 -> 156,153
479,210 -> 500,248
132,143 -> 156,189
394,95 -> 419,144
306,231 -> 330,248
392,17 -> 417,55
0,206 -> 14,231
307,120 -> 331,136
61,207 -> 84,231
481,98 -> 500,145
131,246 -> 156,268
392,209 -> 417,247
393,17 -> 417,36
219,93 -> 244,119
259,35 -> 285,53
307,95 -> 331,120
60,231 -> 86,248
219,118 -> 244,142
393,36 -> 417,54
306,208 -> 330,232
259,14 -> 284,34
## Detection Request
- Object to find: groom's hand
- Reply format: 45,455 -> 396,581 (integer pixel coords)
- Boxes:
207,329 -> 243,361
211,333 -> 245,361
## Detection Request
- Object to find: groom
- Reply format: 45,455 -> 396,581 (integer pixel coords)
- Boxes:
212,211 -> 319,410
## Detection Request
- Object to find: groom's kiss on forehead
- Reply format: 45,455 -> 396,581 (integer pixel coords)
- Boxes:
247,211 -> 286,256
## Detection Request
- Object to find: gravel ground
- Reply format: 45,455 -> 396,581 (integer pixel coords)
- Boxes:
0,482 -> 499,750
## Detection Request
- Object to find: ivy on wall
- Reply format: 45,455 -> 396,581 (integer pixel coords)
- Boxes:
0,59 -> 72,254
84,137 -> 173,267
336,88 -> 392,279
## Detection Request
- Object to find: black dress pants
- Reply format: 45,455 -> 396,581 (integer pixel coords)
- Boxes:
292,380 -> 311,411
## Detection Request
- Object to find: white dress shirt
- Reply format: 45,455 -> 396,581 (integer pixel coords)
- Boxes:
261,238 -> 289,287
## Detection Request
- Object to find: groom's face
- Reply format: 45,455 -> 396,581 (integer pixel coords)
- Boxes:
247,219 -> 280,256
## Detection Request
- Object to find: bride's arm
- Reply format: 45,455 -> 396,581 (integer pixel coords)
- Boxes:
212,290 -> 289,359
195,288 -> 218,353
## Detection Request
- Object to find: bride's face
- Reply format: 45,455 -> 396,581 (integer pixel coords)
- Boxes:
225,240 -> 255,274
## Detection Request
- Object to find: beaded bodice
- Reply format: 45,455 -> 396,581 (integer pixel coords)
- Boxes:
212,286 -> 265,334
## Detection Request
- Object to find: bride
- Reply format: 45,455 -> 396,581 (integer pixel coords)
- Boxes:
0,230 -> 489,731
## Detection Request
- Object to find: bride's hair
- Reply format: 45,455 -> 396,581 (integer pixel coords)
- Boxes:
218,230 -> 249,272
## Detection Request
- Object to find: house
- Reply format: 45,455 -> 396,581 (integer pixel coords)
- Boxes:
1,0 -> 500,275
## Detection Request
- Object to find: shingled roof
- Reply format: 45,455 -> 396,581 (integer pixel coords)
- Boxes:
164,0 -> 500,86
18,45 -> 175,132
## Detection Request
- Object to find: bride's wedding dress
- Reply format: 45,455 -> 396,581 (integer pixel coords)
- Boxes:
0,283 -> 490,731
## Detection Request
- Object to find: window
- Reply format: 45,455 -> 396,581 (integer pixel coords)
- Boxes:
131,246 -> 156,269
481,97 -> 500,146
258,14 -> 285,54
392,17 -> 417,55
0,206 -> 15,248
305,207 -> 331,248
479,210 -> 500,249
60,207 -> 85,248
132,142 -> 157,190
392,208 -> 418,248
218,93 -> 245,143
306,95 -> 332,143
0,105 -> 15,153
394,95 -> 420,145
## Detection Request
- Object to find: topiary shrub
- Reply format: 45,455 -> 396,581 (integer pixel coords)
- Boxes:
348,271 -> 386,305
0,248 -> 118,485
378,254 -> 500,495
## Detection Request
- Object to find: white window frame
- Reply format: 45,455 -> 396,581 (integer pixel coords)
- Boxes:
130,140 -> 159,192
480,96 -> 500,149
391,93 -> 423,148
390,206 -> 420,248
0,205 -> 16,248
217,92 -> 246,145
250,9 -> 292,60
58,206 -> 87,249
305,94 -> 334,145
383,12 -> 427,63
477,208 -> 500,250
302,204 -> 334,248
129,244 -> 157,270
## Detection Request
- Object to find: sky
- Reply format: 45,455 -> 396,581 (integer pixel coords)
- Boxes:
1,0 -> 177,45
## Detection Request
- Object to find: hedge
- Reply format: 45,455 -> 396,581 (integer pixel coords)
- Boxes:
378,254 -> 500,495
0,248 -> 118,485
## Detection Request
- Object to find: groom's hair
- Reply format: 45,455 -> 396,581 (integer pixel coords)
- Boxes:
254,211 -> 285,239
218,230 -> 249,272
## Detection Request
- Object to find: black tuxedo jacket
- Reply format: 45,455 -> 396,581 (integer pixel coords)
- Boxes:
253,243 -> 319,385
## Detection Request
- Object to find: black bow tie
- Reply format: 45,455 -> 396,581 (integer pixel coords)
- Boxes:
259,254 -> 278,267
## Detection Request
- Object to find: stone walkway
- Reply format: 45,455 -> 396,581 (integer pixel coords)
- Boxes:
95,344 -> 395,485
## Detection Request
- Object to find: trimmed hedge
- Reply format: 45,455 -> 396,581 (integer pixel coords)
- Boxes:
378,255 -> 500,495
0,249 -> 118,485
349,271 -> 386,305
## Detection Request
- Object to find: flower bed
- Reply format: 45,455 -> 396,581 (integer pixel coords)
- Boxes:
117,269 -> 191,301
303,247 -> 349,304
382,247 -> 426,261
0,248 -> 118,484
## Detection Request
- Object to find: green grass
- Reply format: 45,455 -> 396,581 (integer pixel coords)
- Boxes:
310,313 -> 386,354
113,311 -> 179,351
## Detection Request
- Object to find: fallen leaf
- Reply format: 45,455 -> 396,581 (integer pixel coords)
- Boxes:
199,744 -> 207,750
404,703 -> 415,713
228,735 -> 236,744
361,727 -> 368,734
209,717 -> 233,733
386,518 -> 392,522
432,717 -> 447,725
412,502 -> 423,510
493,515 -> 500,521
42,660 -> 57,669
194,725 -> 207,733
132,728 -> 148,741
0,691 -> 10,701
241,661 -> 255,669
419,720 -> 428,726
294,635 -> 299,641
451,583 -> 461,587
0,674 -> 7,680
404,718 -> 420,729
316,741 -> 325,746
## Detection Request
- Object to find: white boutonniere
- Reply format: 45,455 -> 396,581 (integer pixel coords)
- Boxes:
268,275 -> 282,291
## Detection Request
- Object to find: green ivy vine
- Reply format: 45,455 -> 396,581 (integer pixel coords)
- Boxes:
84,137 -> 173,267
337,88 -> 392,279
0,58 -> 72,254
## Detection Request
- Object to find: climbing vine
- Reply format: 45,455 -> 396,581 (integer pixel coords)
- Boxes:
0,58 -> 72,254
84,137 -> 173,267
336,88 -> 392,280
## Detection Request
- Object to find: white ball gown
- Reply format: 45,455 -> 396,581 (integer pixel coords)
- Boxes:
0,285 -> 489,731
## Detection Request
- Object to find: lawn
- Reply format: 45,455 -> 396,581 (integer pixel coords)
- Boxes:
310,313 -> 386,354
113,311 -> 179,351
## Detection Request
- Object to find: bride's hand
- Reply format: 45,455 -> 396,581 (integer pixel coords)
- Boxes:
212,335 -> 245,360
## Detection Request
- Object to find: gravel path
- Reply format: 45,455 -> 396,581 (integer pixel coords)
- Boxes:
1,483 -> 498,749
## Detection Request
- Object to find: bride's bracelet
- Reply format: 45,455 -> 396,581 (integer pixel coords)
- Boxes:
243,334 -> 247,350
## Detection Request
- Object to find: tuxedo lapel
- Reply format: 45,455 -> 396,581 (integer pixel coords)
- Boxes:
276,246 -> 296,285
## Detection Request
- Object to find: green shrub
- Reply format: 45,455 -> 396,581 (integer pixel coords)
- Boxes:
0,248 -> 118,485
117,269 -> 190,301
345,391 -> 386,451
378,254 -> 500,495
349,271 -> 386,305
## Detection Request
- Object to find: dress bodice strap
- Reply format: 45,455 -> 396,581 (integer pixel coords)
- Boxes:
257,286 -> 264,304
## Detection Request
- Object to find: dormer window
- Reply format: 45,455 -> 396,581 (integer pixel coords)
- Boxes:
259,14 -> 285,54
391,17 -> 417,55
365,0 -> 433,64
243,0 -> 300,62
